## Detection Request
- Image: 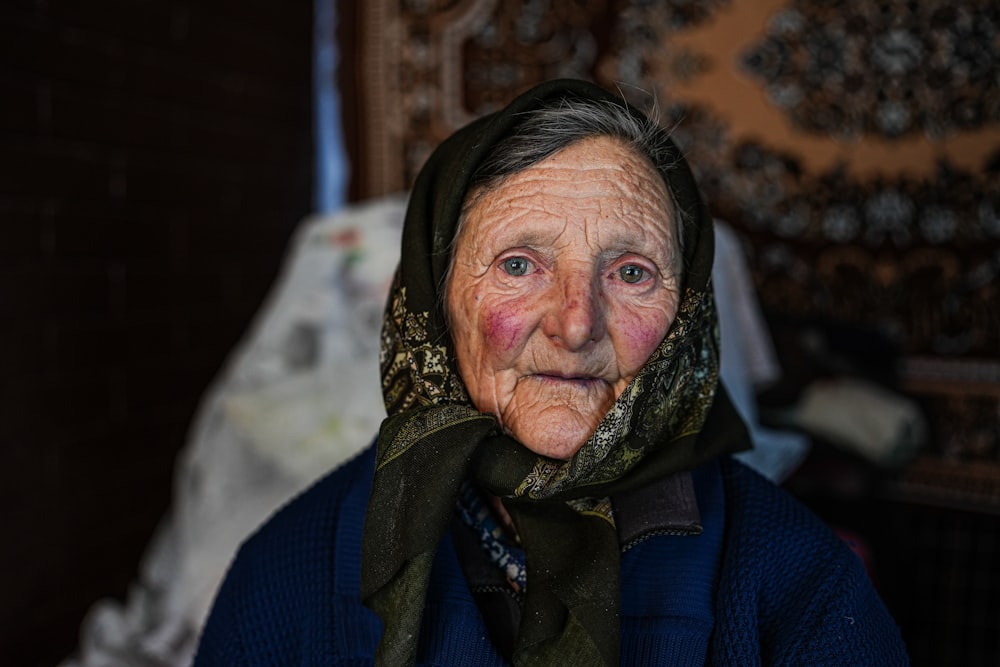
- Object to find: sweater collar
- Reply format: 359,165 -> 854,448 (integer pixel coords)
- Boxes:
614,470 -> 703,551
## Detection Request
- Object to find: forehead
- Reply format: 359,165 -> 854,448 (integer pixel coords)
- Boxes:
459,136 -> 676,254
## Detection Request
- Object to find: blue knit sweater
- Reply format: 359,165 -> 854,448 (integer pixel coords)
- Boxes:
194,445 -> 908,665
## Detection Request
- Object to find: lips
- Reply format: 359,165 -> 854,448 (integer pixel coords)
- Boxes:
532,372 -> 607,387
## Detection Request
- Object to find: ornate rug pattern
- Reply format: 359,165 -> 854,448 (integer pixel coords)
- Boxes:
351,0 -> 1000,502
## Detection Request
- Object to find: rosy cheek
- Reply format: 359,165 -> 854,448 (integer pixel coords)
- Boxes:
619,311 -> 672,367
483,307 -> 525,353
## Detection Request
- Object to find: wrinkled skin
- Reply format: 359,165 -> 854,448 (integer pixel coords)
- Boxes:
446,136 -> 682,459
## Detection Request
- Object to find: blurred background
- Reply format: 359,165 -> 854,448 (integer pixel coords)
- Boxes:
2,1 -> 999,665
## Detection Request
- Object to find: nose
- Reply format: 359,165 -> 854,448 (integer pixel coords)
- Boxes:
544,271 -> 607,350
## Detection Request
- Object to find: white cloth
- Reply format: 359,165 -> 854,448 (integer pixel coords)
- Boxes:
714,220 -> 810,482
793,376 -> 926,467
63,195 -> 408,667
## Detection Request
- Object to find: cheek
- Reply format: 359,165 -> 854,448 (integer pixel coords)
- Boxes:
615,307 -> 674,370
483,305 -> 526,354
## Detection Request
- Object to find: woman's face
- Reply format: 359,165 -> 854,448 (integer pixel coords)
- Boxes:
446,136 -> 682,460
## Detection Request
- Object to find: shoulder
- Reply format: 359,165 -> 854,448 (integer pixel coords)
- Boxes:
718,456 -> 838,541
716,454 -> 870,590
193,443 -> 379,665
713,457 -> 908,665
233,442 -> 376,577
259,442 -> 377,540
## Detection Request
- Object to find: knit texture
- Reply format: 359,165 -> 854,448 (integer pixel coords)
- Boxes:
712,461 -> 910,665
194,444 -> 909,666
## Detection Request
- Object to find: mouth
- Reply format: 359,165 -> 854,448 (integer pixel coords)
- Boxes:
531,372 -> 607,388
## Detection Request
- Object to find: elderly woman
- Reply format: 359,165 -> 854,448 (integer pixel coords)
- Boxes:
194,80 -> 908,665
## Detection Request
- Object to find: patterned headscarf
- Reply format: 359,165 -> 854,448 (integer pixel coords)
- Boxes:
361,79 -> 749,666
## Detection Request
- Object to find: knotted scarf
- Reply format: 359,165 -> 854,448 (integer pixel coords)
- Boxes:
361,79 -> 749,666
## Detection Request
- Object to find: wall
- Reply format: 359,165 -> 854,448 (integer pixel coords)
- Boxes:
0,2 -> 313,664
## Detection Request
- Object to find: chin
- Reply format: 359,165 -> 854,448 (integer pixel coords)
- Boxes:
514,424 -> 592,461
502,402 -> 606,460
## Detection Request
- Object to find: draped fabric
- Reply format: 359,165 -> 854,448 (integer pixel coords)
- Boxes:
360,79 -> 749,666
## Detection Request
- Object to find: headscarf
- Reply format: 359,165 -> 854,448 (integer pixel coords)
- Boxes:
361,79 -> 749,666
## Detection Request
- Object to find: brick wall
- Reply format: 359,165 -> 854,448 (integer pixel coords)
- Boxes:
0,2 -> 314,664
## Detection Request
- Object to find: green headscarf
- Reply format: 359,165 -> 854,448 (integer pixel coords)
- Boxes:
361,79 -> 749,666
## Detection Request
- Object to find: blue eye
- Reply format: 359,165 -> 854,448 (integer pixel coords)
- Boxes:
501,257 -> 531,276
618,264 -> 646,284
